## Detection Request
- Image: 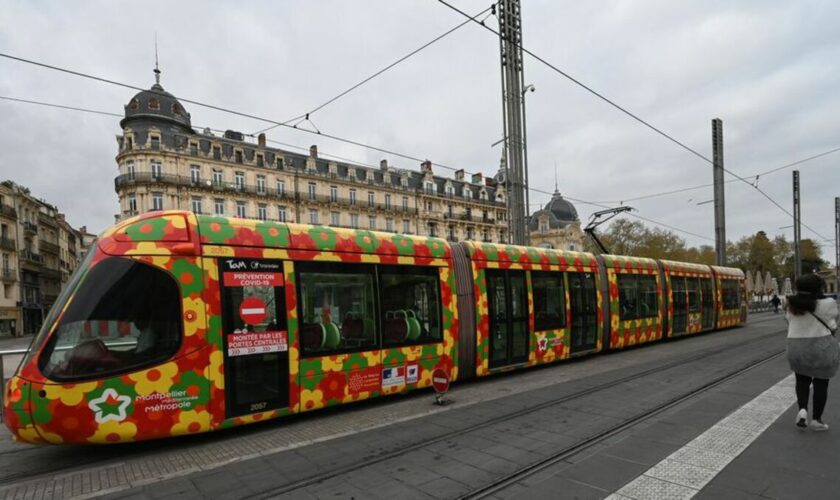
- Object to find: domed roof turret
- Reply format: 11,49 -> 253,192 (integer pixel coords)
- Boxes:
545,192 -> 578,222
528,191 -> 579,231
120,68 -> 192,131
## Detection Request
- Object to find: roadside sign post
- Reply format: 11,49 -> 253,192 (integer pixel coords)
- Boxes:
432,368 -> 452,406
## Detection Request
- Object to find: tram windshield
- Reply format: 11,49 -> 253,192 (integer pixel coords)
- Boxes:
37,257 -> 182,381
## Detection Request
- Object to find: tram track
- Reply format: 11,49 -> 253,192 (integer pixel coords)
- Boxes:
0,317 -> 785,493
249,323 -> 787,499
459,348 -> 785,499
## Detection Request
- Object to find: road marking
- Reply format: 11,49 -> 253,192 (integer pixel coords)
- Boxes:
607,374 -> 795,500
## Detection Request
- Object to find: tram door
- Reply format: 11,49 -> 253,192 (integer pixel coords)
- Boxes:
672,277 -> 688,334
568,272 -> 599,353
487,270 -> 529,368
219,258 -> 289,418
700,278 -> 715,329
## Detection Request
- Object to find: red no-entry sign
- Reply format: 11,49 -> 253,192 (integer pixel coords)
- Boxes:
432,368 -> 450,394
239,296 -> 267,325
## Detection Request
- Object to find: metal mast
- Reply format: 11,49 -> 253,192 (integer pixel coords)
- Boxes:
835,197 -> 839,295
793,170 -> 801,281
712,118 -> 726,265
498,0 -> 528,245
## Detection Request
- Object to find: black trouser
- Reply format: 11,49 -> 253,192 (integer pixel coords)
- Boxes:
796,373 -> 829,421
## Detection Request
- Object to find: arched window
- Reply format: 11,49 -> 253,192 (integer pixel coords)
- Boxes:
172,103 -> 183,115
148,98 -> 160,110
129,99 -> 139,110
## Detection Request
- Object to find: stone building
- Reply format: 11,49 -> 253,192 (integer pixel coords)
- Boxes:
527,190 -> 584,251
0,181 -> 83,336
114,71 -> 509,243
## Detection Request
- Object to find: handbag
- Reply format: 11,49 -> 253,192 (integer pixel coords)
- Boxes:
809,311 -> 837,336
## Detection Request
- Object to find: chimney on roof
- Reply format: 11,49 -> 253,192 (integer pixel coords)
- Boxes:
454,169 -> 465,181
258,133 -> 266,148
80,226 -> 87,234
380,159 -> 388,171
471,172 -> 483,185
309,145 -> 318,159
421,160 -> 432,174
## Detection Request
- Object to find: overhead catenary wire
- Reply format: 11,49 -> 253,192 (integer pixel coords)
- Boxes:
0,95 -> 122,118
0,52 -> 474,175
594,144 -> 840,204
1,89 -> 714,242
0,48 -> 824,243
251,5 -> 494,136
437,0 -> 832,242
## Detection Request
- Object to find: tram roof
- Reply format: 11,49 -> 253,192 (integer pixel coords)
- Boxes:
658,259 -> 714,276
461,241 -> 598,269
99,211 -> 452,260
197,214 -> 452,260
710,265 -> 746,279
599,254 -> 659,273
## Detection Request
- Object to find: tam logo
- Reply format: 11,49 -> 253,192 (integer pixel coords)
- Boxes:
88,388 -> 131,424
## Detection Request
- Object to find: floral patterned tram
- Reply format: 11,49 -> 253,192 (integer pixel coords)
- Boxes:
4,211 -> 745,444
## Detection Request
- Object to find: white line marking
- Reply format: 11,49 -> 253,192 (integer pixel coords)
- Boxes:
608,374 -> 795,500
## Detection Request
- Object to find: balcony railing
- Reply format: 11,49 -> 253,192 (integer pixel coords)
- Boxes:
0,237 -> 14,251
20,250 -> 43,265
39,240 -> 60,255
115,171 -> 505,210
41,268 -> 61,280
23,221 -> 38,234
0,204 -> 16,219
38,213 -> 58,229
1,268 -> 16,282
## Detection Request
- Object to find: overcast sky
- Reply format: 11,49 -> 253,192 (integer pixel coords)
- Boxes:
1,0 -> 839,264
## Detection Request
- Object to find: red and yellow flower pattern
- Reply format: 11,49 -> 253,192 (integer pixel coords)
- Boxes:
3,211 -> 745,445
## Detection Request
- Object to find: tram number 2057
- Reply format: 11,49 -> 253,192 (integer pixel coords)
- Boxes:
250,401 -> 269,412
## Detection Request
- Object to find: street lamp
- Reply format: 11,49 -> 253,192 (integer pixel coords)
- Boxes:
521,84 -> 535,245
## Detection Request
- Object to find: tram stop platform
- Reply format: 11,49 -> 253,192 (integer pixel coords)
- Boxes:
2,316 -> 839,499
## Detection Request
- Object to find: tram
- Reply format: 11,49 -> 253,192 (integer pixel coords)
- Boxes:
3,211 -> 746,444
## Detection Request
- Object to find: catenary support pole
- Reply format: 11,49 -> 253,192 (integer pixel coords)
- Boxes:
793,170 -> 801,282
498,0 -> 527,245
835,196 -> 839,295
712,118 -> 726,265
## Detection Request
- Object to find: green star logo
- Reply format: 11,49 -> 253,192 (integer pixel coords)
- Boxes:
88,388 -> 131,424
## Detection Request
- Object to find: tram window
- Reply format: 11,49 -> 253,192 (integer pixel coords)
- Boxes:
298,263 -> 377,356
639,275 -> 658,318
379,266 -> 442,346
722,279 -> 741,310
533,271 -> 565,331
687,278 -> 701,312
618,274 -> 658,320
39,257 -> 182,381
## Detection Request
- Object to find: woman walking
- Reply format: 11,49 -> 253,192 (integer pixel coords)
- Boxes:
786,274 -> 840,431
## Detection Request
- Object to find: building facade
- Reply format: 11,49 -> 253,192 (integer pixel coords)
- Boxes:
0,181 -> 83,336
114,74 -> 510,243
527,190 -> 584,251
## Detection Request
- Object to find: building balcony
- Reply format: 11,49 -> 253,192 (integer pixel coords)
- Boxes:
23,221 -> 38,234
459,214 -> 497,225
0,204 -> 16,219
0,236 -> 14,251
20,250 -> 43,265
41,268 -> 61,280
38,213 -> 58,229
1,268 -> 16,283
39,240 -> 60,255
